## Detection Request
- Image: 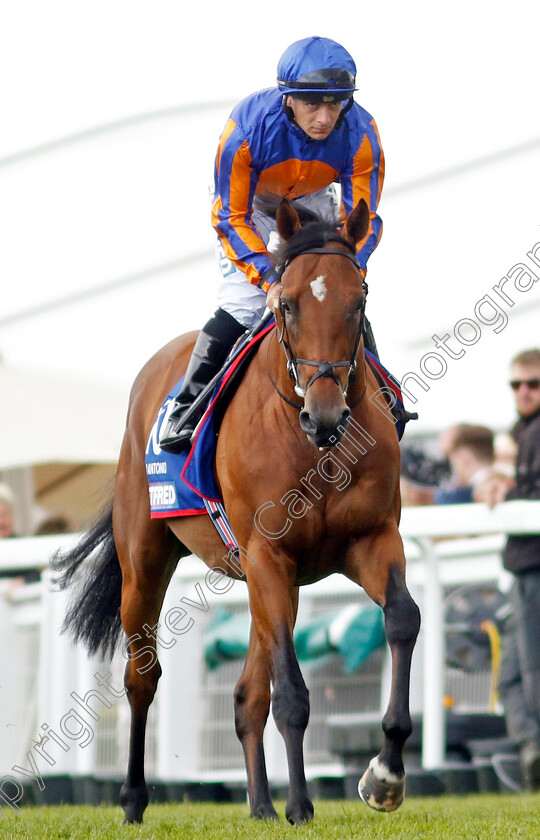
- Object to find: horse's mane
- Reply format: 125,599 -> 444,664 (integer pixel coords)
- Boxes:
254,194 -> 353,268
277,219 -> 355,267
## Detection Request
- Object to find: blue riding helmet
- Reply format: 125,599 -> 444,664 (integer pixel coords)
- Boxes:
277,36 -> 357,101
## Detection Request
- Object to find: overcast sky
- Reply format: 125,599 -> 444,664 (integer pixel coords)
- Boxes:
1,0 -> 539,435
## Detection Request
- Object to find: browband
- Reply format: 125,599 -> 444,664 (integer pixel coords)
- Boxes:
278,246 -> 362,275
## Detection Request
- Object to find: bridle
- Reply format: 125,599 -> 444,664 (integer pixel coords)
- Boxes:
271,242 -> 368,409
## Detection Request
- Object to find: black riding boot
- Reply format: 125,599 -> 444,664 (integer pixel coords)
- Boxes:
363,316 -> 379,358
159,308 -> 245,453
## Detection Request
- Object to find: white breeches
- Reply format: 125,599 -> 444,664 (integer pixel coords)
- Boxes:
216,185 -> 340,328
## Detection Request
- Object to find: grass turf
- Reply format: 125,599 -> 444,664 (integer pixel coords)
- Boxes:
1,796 -> 540,840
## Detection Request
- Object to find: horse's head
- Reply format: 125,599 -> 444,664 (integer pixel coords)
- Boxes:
274,198 -> 370,449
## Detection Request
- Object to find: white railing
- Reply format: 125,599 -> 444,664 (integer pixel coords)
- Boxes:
401,500 -> 540,770
0,500 -> 538,783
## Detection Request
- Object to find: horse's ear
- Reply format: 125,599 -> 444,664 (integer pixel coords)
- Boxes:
276,199 -> 302,241
344,198 -> 370,246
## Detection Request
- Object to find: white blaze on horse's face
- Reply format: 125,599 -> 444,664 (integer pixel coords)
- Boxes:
310,275 -> 327,303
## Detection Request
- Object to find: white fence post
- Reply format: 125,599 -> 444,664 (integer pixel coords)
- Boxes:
414,538 -> 445,769
36,575 -> 82,775
156,571 -> 205,781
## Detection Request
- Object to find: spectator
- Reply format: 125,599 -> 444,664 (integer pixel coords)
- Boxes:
434,424 -> 495,504
0,484 -> 16,538
494,432 -> 518,470
474,433 -> 517,507
486,348 -> 540,790
34,515 -> 70,536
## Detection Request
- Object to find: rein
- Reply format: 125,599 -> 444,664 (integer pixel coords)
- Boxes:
271,243 -> 368,408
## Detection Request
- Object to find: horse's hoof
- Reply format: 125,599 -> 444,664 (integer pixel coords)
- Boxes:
250,803 -> 280,821
358,757 -> 405,812
286,796 -> 314,825
120,781 -> 148,824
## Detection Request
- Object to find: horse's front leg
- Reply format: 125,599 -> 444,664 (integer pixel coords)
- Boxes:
345,528 -> 421,812
234,629 -> 278,820
244,554 -> 313,825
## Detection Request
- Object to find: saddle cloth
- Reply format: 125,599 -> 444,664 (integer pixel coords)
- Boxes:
145,322 -> 275,538
145,325 -> 409,548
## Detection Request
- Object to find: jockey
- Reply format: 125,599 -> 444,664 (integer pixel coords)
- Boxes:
160,35 -> 385,452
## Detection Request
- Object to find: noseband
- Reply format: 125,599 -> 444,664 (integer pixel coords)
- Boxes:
274,244 -> 368,407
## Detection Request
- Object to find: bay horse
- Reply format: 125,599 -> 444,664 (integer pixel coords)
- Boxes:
53,197 -> 420,825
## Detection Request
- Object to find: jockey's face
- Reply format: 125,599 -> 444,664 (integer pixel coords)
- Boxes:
286,96 -> 342,140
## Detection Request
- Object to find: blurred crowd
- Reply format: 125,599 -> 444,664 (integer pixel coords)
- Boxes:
401,348 -> 540,516
401,347 -> 540,791
400,423 -> 516,508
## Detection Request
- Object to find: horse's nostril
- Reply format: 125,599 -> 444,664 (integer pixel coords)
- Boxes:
299,406 -> 351,445
299,410 -> 317,435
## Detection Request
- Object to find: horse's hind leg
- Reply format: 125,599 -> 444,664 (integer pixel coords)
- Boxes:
234,630 -> 278,820
346,536 -> 420,812
115,510 -> 179,824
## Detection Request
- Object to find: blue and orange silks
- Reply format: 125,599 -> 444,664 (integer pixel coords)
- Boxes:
212,88 -> 385,292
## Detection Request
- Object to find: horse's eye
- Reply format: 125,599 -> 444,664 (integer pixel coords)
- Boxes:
281,300 -> 291,314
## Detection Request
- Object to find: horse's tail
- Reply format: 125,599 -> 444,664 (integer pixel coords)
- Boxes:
50,503 -> 123,660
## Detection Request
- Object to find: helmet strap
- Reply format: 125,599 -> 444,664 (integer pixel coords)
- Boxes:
335,97 -> 354,130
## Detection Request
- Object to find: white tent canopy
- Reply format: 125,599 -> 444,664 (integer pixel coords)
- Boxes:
0,360 -> 129,469
2,3 -> 540,459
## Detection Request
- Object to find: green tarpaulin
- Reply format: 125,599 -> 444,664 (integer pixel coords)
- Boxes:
204,603 -> 386,672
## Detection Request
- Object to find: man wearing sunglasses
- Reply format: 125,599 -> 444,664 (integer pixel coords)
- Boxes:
509,363 -> 540,419
491,349 -> 540,790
